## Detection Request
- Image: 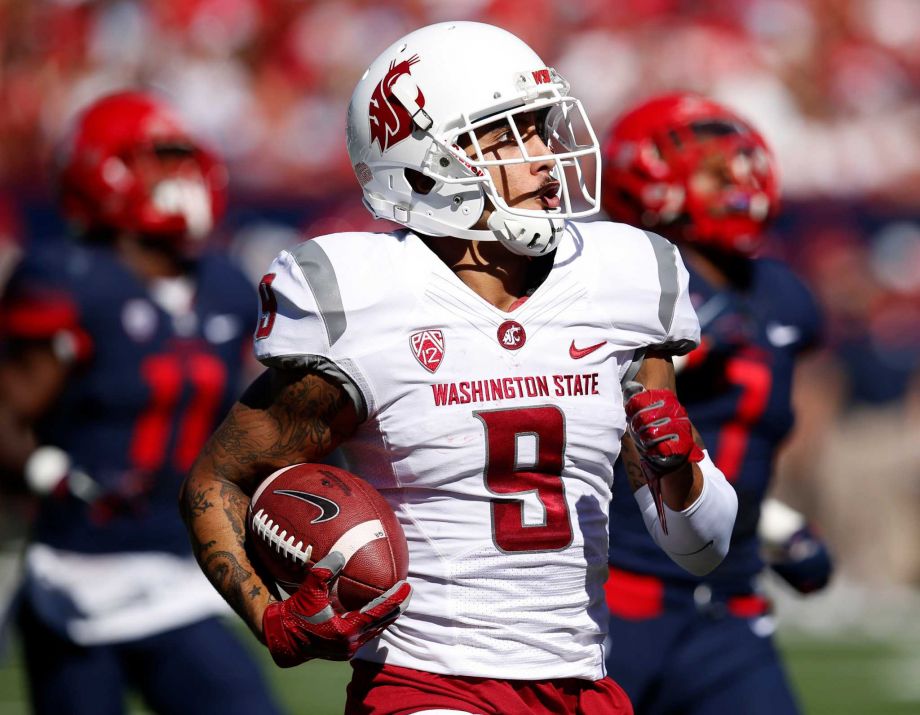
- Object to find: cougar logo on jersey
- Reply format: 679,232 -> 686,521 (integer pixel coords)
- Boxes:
369,55 -> 424,153
497,320 -> 526,350
411,329 -> 444,373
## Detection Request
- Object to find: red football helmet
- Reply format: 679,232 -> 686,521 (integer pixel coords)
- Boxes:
56,91 -> 227,250
601,93 -> 778,256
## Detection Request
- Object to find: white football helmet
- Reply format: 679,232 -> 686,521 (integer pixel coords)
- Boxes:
346,21 -> 601,256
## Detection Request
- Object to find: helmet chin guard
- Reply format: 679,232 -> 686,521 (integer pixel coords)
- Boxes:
483,211 -> 564,256
347,21 -> 601,256
429,208 -> 564,257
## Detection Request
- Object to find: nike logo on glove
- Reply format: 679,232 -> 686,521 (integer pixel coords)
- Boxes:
569,340 -> 606,359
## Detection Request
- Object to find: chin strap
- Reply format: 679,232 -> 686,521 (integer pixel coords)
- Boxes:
362,191 -> 564,257
448,210 -> 563,256
486,211 -> 564,256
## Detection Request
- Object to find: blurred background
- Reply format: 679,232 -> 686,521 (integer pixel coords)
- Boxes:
1,0 -> 919,713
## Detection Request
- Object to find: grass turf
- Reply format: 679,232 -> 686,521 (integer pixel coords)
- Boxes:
1,629 -> 918,714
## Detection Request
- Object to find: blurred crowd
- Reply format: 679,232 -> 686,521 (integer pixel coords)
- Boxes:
1,0 -> 919,589
2,0 -> 920,199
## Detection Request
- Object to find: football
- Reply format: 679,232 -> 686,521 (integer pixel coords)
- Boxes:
247,463 -> 409,611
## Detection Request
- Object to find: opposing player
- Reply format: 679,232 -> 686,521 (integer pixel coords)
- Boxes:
602,93 -> 833,715
0,92 -> 282,715
180,23 -> 738,714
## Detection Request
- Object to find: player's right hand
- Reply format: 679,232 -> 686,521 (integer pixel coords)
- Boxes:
23,445 -> 141,523
623,382 -> 703,473
261,551 -> 412,668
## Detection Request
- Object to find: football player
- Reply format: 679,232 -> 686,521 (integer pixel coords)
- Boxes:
0,92 -> 282,715
180,22 -> 738,714
602,93 -> 834,715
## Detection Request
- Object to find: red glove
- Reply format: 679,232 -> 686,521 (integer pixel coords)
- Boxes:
262,552 -> 412,668
623,381 -> 704,534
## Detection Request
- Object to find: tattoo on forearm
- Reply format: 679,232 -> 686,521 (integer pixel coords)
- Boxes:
625,457 -> 646,492
188,488 -> 214,516
204,550 -> 254,615
204,550 -> 251,583
180,483 -> 220,557
220,481 -> 249,546
620,435 -> 647,492
180,370 -> 352,623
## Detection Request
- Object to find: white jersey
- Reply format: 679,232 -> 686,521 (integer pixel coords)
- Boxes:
254,221 -> 698,680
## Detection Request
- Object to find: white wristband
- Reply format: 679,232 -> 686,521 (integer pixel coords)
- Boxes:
758,497 -> 806,551
633,450 -> 738,576
24,446 -> 72,495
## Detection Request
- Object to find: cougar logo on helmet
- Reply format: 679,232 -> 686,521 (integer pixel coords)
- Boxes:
369,55 -> 424,153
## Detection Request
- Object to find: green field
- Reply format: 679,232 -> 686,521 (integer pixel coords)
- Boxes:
1,627 -> 919,715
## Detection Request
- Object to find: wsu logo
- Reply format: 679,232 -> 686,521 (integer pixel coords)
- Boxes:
369,54 -> 424,153
497,321 -> 526,350
411,329 -> 444,373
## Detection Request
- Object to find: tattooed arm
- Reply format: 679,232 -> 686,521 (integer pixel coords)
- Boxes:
179,366 -> 358,639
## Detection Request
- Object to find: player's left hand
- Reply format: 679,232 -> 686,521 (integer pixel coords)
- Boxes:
623,381 -> 703,473
262,552 -> 412,668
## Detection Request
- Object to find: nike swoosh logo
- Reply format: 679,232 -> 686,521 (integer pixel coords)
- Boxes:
672,539 -> 715,556
569,340 -> 606,359
273,489 -> 340,523
292,605 -> 334,624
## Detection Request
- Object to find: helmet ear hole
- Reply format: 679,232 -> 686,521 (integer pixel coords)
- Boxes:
405,169 -> 435,195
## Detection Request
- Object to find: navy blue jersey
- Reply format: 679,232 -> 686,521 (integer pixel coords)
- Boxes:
608,256 -> 821,591
3,241 -> 255,555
